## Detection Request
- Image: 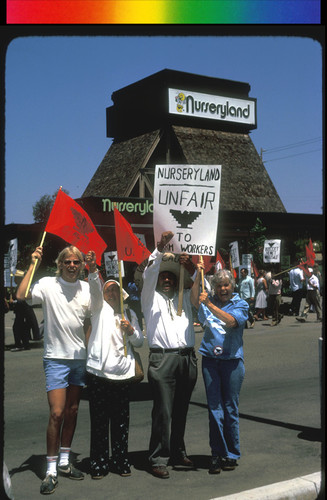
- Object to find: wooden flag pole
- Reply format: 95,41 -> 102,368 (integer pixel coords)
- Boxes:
177,264 -> 184,316
199,255 -> 205,291
25,231 -> 47,298
272,261 -> 307,279
118,259 -> 127,356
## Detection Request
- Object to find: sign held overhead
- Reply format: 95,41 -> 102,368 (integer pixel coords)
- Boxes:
154,164 -> 221,256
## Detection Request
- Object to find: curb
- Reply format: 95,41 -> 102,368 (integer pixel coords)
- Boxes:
212,472 -> 321,500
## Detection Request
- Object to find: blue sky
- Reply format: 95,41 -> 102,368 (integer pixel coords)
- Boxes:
5,35 -> 323,224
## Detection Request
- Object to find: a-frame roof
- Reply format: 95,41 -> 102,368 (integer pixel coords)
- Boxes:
82,125 -> 286,214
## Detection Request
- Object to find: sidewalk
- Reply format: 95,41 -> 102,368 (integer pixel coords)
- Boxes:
3,301 -> 324,499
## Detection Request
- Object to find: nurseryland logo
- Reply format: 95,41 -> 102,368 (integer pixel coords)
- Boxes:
175,92 -> 185,113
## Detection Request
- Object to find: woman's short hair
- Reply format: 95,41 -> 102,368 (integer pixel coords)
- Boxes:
212,269 -> 235,289
55,246 -> 84,277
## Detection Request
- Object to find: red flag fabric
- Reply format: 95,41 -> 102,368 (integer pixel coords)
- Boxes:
298,260 -> 312,277
45,189 -> 107,265
191,255 -> 213,274
251,259 -> 259,278
215,250 -> 226,270
114,208 -> 151,265
305,240 -> 316,267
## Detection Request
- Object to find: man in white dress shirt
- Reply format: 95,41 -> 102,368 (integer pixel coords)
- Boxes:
141,231 -> 197,479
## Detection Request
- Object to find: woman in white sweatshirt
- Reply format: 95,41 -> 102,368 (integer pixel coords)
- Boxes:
85,251 -> 144,479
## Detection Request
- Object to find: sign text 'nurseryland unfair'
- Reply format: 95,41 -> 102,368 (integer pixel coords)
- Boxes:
168,88 -> 256,126
153,165 -> 221,256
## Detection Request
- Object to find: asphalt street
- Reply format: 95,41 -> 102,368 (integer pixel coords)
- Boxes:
3,298 -> 324,499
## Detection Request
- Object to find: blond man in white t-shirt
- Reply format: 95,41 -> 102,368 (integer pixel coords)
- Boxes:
17,245 -> 92,495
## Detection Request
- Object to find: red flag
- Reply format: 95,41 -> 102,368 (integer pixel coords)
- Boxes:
45,189 -> 107,265
216,250 -> 226,269
191,255 -> 213,274
305,240 -> 316,267
298,260 -> 312,277
251,259 -> 259,278
114,207 -> 151,265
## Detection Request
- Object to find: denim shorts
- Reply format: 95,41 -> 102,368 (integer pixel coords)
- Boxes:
43,358 -> 87,392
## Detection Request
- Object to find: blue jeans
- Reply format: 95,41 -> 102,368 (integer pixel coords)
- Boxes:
202,356 -> 245,460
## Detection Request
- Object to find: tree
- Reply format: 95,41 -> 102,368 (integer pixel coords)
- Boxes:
248,217 -> 267,267
32,188 -> 69,223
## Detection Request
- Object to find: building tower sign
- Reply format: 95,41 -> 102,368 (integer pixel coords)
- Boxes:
169,88 -> 256,125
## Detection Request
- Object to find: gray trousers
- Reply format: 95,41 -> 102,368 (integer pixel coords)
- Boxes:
148,349 -> 198,466
302,290 -> 322,320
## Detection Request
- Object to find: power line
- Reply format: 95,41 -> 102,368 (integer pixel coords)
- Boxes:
262,137 -> 322,154
263,148 -> 322,163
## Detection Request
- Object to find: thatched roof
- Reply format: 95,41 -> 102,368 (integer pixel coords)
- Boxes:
172,126 -> 286,212
82,125 -> 286,213
82,129 -> 161,197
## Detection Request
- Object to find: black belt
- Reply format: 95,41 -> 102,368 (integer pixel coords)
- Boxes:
149,347 -> 194,355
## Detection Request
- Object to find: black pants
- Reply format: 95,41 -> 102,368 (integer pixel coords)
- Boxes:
147,349 -> 197,466
88,373 -> 130,475
290,289 -> 303,316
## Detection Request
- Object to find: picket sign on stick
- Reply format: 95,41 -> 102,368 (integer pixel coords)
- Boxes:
25,231 -> 47,298
114,202 -> 127,356
199,255 -> 205,291
117,259 -> 127,356
177,264 -> 185,316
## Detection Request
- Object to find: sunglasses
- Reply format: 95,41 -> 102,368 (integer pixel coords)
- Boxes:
63,260 -> 81,266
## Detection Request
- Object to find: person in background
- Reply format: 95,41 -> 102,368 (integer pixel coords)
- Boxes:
288,263 -> 305,316
237,268 -> 255,328
267,271 -> 283,327
254,270 -> 268,321
296,267 -> 322,323
85,251 -> 144,479
9,270 -> 41,351
191,266 -> 248,475
16,245 -> 91,495
126,271 -> 143,329
141,231 -> 197,479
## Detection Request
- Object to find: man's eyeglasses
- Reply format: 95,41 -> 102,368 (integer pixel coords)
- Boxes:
63,260 -> 81,266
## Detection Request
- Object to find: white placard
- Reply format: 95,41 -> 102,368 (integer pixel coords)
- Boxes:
103,251 -> 125,278
263,239 -> 281,263
229,241 -> 240,269
153,164 -> 221,256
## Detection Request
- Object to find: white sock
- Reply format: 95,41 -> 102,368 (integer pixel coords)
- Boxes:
59,447 -> 71,466
46,456 -> 58,477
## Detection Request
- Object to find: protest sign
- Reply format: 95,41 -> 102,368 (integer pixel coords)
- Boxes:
153,164 -> 221,256
263,239 -> 281,263
229,241 -> 240,269
104,251 -> 124,278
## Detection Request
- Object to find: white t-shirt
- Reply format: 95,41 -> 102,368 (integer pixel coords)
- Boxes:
28,276 -> 91,359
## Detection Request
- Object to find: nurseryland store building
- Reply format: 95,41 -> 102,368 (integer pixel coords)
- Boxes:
5,69 -> 322,273
79,69 -> 323,268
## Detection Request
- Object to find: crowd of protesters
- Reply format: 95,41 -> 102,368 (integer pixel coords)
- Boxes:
5,237 -> 322,496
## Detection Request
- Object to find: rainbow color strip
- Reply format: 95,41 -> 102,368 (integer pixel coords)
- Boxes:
7,0 -> 320,24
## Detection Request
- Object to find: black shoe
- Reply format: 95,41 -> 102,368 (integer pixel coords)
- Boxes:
40,474 -> 58,494
91,471 -> 105,480
209,456 -> 221,474
171,450 -> 194,468
151,465 -> 170,479
10,347 -> 24,352
221,458 -> 237,471
58,463 -> 84,480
